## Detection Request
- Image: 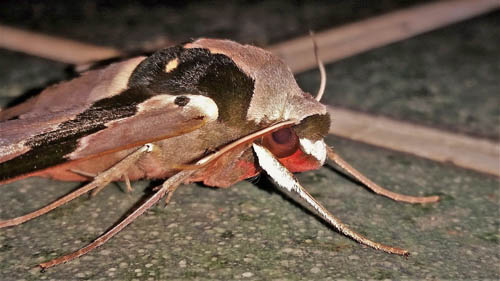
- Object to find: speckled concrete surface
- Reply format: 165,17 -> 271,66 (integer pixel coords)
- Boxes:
0,137 -> 498,280
0,50 -> 67,107
0,1 -> 498,280
298,10 -> 500,141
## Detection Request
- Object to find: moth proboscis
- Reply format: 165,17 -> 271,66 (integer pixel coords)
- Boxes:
0,38 -> 439,269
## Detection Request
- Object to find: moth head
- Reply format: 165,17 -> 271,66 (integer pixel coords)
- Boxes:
173,39 -> 331,181
260,112 -> 330,173
258,34 -> 331,173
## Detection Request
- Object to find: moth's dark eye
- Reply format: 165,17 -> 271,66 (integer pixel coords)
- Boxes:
263,127 -> 299,158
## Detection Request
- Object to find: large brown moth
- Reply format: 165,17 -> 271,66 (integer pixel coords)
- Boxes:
0,38 -> 439,269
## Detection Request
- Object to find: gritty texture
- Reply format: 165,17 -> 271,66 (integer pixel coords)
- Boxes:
0,1 -> 498,280
0,0 -> 433,48
0,49 -> 68,108
298,10 -> 500,141
0,137 -> 498,280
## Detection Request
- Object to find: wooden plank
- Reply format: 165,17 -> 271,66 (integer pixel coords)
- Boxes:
269,0 -> 500,73
1,1 -> 497,67
0,25 -> 122,64
328,106 -> 499,176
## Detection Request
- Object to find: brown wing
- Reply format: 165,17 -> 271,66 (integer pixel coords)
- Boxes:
0,90 -> 218,183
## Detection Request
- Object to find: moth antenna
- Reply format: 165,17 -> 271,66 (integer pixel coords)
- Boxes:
310,31 -> 326,102
0,144 -> 151,229
253,143 -> 409,256
326,146 -> 440,203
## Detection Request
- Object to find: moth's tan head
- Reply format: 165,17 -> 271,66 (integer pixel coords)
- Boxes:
185,38 -> 330,169
186,38 -> 327,124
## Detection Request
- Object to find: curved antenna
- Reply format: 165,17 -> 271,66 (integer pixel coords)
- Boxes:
326,146 -> 440,203
310,31 -> 326,102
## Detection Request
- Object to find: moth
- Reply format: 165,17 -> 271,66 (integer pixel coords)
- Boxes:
0,38 -> 439,269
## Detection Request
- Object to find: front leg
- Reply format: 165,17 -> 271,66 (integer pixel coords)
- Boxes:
0,143 -> 155,228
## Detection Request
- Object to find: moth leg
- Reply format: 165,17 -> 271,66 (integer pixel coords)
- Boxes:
38,169 -> 195,270
70,169 -> 133,194
0,144 -> 154,229
91,173 -> 133,196
91,176 -> 120,196
151,178 -> 179,205
69,169 -> 97,178
326,146 -> 439,204
253,143 -> 409,256
123,174 -> 133,193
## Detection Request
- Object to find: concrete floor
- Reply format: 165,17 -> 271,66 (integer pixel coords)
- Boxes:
0,1 -> 498,280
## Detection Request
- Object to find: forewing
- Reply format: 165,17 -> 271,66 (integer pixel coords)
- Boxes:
0,90 -> 218,183
0,57 -> 146,122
